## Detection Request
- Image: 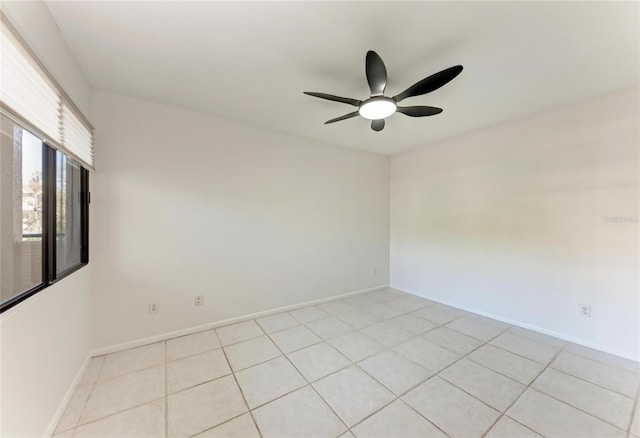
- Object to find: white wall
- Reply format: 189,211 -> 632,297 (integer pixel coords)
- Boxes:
391,86 -> 639,360
91,91 -> 390,349
0,270 -> 92,436
0,2 -> 93,437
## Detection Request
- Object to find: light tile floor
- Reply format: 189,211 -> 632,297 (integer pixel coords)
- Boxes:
55,288 -> 640,438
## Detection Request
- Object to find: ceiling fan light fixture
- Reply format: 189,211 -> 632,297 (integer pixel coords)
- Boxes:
304,51 -> 462,131
358,97 -> 396,120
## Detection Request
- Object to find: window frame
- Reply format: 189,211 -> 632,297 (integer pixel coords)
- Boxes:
0,133 -> 89,314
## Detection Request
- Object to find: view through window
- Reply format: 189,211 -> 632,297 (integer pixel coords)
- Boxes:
0,115 -> 89,312
56,152 -> 83,275
0,118 -> 44,302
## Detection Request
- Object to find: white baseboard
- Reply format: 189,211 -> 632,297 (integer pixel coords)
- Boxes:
90,284 -> 389,357
44,352 -> 92,437
394,285 -> 639,362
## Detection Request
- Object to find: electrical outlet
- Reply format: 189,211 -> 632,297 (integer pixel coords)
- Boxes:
372,267 -> 377,276
149,301 -> 159,314
194,295 -> 204,306
579,304 -> 591,318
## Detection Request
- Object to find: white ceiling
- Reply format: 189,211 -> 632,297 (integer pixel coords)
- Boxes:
45,1 -> 639,155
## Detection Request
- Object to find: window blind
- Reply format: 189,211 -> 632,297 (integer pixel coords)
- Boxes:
62,104 -> 94,167
0,13 -> 94,169
0,29 -> 62,144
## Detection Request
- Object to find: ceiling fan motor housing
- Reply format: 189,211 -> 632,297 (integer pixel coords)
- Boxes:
358,96 -> 397,120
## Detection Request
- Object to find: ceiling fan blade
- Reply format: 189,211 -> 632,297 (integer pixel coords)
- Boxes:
393,65 -> 463,102
304,92 -> 361,107
396,106 -> 443,117
325,111 -> 360,124
371,119 -> 385,131
366,51 -> 387,96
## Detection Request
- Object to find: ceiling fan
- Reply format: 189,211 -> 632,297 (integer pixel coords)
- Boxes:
304,51 -> 463,132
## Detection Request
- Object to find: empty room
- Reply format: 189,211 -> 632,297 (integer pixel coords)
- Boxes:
0,1 -> 638,437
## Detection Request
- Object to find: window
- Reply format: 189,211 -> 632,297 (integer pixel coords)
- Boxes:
0,118 -> 44,300
0,116 -> 89,312
1,12 -> 93,312
56,152 -> 84,275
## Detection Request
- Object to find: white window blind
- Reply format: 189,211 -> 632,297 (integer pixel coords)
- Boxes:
62,104 -> 93,167
0,29 -> 62,144
0,13 -> 94,169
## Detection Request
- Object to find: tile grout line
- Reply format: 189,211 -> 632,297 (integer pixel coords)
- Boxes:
166,324 -> 377,413
486,336 -> 560,365
306,316 -> 359,340
469,332 -> 636,396
259,314 -> 405,433
188,305 -> 383,435
463,346 -> 549,387
492,328 -> 639,380
346,369 -> 451,438
217,328 -> 264,438
288,310 -> 330,325
164,341 -> 168,438
69,396 -> 167,433
523,351 -> 637,433
283,364 -> 353,435
70,363 -> 168,424
442,326 -> 562,365
232,338 -> 324,371
259,318 -> 353,436
321,358 -> 401,436
366,321 -> 564,437
545,351 -> 639,398
290,343 -> 353,384
398,325 -> 523,436
91,338 -> 168,359
540,381 -> 631,434
561,345 -> 640,374
87,346 -> 242,392
293,301 -> 487,435
186,412 -> 252,438
536,364 -> 637,403
348,314 -> 496,436
179,357 -> 260,438
465,342 -> 551,373
165,365 -> 319,414
87,356 -> 184,387
68,356 -> 107,436
480,342 -> 569,438
395,376 -> 457,437
165,367 -> 232,397
296,298 -> 452,435
397,390 -> 453,438
629,384 -> 640,433
164,329 -> 262,436
256,297 -> 425,434
328,331 -> 386,361
527,383 -> 630,433
506,328 -> 568,350
270,328 -> 328,352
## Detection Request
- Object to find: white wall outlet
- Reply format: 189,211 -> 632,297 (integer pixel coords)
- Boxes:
194,295 -> 204,306
149,301 -> 159,314
372,267 -> 377,276
579,304 -> 591,318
